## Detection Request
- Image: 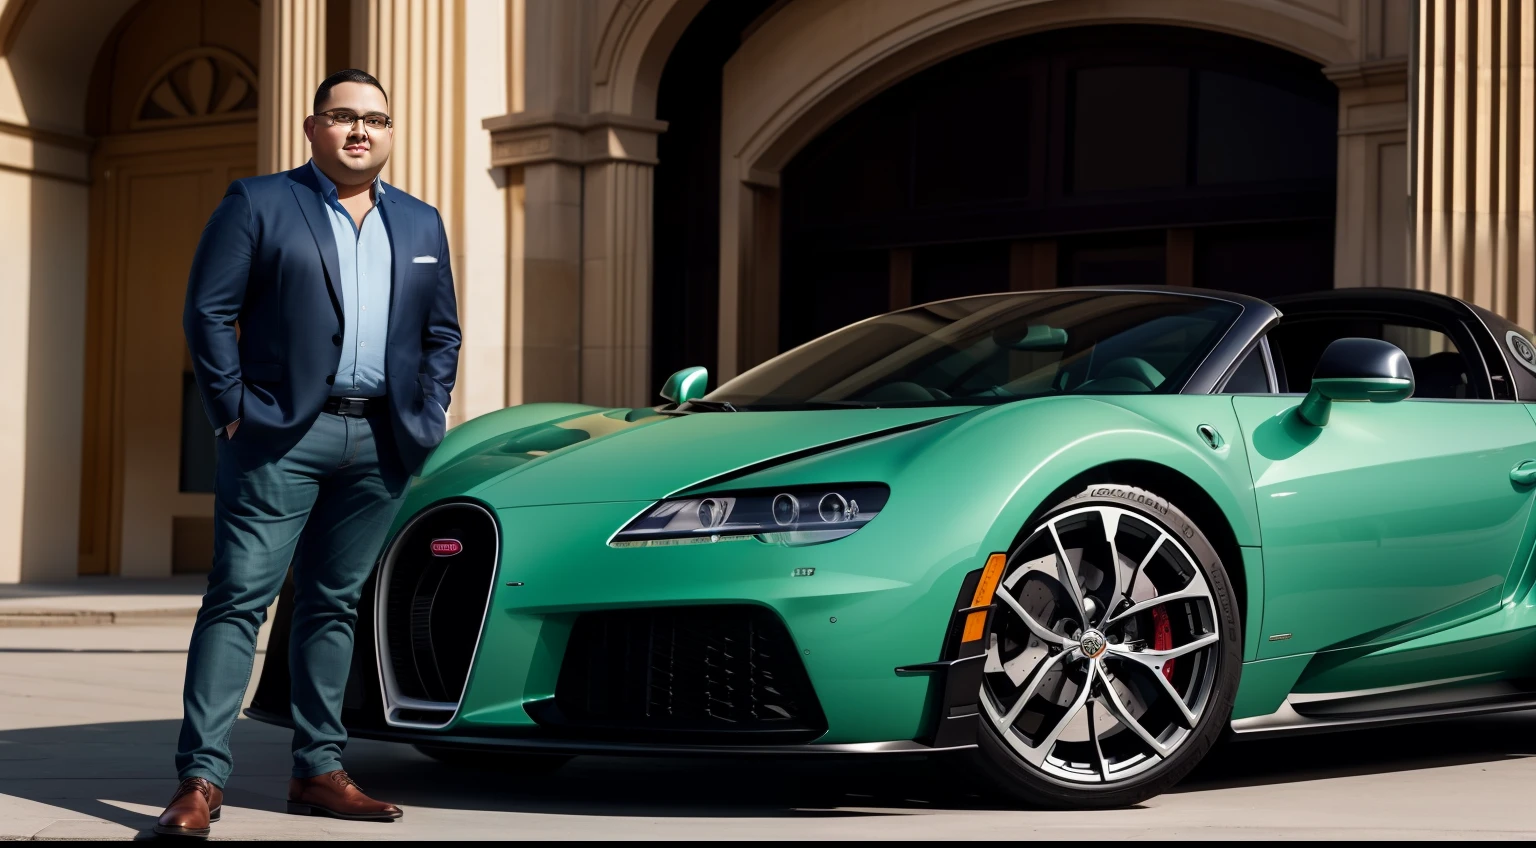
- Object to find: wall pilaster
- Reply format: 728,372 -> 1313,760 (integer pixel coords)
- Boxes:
258,0 -> 327,173
1328,59 -> 1410,288
1414,0 -> 1536,326
582,158 -> 654,407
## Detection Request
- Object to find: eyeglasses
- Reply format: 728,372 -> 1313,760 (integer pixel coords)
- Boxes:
314,109 -> 393,131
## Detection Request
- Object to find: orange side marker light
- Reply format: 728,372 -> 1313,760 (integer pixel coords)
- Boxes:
961,552 -> 1007,643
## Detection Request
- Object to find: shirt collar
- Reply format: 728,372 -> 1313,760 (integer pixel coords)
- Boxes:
308,160 -> 384,205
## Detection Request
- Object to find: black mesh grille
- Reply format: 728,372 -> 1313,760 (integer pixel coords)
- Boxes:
546,606 -> 826,743
382,503 -> 498,705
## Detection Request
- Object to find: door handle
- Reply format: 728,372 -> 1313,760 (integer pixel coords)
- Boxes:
1511,460 -> 1536,486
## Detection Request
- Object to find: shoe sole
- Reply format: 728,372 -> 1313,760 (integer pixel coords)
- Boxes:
151,806 -> 220,838
286,801 -> 402,821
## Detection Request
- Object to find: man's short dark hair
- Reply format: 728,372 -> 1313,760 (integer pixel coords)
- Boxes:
313,69 -> 388,114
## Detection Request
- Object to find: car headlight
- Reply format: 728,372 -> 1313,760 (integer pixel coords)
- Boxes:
610,485 -> 889,548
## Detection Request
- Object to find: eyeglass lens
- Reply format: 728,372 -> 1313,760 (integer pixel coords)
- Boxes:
322,111 -> 390,130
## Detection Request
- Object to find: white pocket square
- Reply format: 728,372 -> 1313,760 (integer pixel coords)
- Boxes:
412,255 -> 437,263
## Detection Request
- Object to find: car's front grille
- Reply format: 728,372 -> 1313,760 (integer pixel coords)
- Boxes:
377,502 -> 498,718
543,605 -> 826,743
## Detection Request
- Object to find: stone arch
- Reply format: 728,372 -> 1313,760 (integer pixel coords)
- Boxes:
590,0 -> 711,118
726,0 -> 1354,182
713,0 -> 1379,376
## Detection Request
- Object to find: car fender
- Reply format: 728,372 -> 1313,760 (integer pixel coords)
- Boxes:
916,396 -> 1261,559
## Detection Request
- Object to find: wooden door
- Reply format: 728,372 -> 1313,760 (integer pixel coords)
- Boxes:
80,124 -> 256,576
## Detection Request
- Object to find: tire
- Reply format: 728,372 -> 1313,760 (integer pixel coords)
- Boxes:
968,483 -> 1242,809
412,744 -> 573,774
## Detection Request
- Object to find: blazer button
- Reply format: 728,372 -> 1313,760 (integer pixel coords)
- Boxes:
325,374 -> 335,385
332,334 -> 342,346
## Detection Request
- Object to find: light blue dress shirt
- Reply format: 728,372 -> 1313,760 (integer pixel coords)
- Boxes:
310,160 -> 391,398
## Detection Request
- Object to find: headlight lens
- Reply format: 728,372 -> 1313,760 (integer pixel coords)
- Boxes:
610,485 -> 889,548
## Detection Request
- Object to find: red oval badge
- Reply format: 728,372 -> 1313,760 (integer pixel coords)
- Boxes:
430,539 -> 463,557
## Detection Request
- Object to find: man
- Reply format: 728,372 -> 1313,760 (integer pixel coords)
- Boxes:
158,69 -> 460,838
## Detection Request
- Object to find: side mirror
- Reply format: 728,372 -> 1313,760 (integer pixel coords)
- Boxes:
660,366 -> 708,404
1296,337 -> 1415,426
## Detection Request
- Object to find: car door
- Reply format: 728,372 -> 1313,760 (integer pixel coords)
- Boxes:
1232,315 -> 1536,661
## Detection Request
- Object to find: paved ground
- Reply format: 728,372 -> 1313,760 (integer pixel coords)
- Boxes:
0,577 -> 205,626
2,621 -> 1534,840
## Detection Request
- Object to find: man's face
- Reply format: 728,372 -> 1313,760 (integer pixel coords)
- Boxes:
304,81 -> 393,183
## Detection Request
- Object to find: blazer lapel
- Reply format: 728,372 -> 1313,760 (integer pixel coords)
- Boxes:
289,168 -> 346,325
379,189 -> 407,338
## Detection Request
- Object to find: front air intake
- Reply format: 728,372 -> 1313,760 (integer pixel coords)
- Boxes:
539,605 -> 826,744
375,502 -> 499,728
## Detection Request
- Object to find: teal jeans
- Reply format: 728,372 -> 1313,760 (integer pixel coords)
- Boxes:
177,412 -> 408,786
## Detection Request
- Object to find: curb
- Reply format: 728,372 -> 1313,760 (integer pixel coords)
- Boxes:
0,608 -> 199,627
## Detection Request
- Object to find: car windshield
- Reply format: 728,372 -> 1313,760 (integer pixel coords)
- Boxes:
700,291 -> 1241,410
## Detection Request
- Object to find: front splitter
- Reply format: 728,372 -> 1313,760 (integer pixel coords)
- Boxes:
244,706 -> 975,758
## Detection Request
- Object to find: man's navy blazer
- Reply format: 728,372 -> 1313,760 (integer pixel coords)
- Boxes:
183,164 -> 461,473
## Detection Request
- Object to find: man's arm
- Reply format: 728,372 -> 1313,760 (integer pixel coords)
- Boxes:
421,209 -> 462,415
183,185 -> 255,435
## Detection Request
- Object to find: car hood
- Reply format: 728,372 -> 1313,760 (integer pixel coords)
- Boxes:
426,406 -> 971,509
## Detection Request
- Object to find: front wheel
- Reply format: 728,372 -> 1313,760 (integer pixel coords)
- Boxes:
969,483 -> 1241,808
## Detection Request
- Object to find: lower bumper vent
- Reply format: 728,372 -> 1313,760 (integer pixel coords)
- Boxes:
540,605 -> 826,743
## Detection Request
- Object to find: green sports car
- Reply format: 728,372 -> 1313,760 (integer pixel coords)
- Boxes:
250,285 -> 1536,808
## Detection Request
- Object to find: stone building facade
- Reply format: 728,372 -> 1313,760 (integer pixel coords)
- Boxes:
0,0 -> 1524,581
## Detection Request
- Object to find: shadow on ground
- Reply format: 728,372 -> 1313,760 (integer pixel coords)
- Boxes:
2,709 -> 1534,835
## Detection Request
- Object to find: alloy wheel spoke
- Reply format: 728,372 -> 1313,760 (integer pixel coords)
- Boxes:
996,584 -> 1074,648
1103,636 -> 1218,729
1047,521 -> 1090,624
1125,531 -> 1166,603
1114,631 -> 1220,663
1021,660 -> 1096,767
1106,570 -> 1213,627
1098,508 -> 1124,629
1087,700 -> 1111,783
998,649 -> 1070,728
1096,674 -> 1169,759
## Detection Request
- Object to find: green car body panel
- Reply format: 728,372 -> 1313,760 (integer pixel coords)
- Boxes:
388,391 -> 1536,738
384,394 -> 1261,741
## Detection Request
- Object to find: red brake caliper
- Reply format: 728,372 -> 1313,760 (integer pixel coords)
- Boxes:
1151,605 -> 1174,682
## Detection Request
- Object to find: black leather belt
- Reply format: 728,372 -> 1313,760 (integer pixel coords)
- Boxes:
323,396 -> 386,417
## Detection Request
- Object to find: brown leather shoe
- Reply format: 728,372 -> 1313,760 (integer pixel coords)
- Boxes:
286,770 -> 402,821
153,777 -> 223,838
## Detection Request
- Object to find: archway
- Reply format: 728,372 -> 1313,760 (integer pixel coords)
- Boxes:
703,0 -> 1366,378
778,24 -> 1338,348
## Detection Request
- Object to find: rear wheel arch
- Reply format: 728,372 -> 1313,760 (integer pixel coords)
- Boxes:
1016,460 -> 1247,651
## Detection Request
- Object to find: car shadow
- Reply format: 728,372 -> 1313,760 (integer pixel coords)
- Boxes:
1,711 -> 1532,835
1180,712 -> 1536,792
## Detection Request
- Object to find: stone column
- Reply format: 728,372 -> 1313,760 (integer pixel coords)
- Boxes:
485,111 -> 665,408
258,0 -> 327,173
581,119 -> 666,408
1414,0 -> 1536,326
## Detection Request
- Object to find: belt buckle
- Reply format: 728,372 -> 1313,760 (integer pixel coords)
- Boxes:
340,397 -> 367,416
